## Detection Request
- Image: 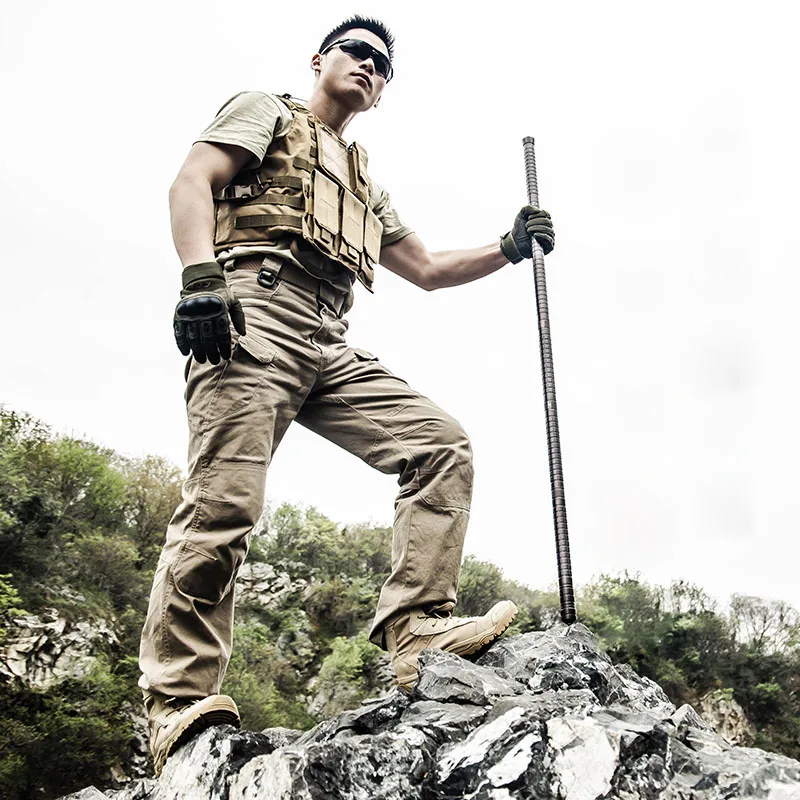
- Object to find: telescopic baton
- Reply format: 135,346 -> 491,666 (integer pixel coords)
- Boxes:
522,136 -> 576,625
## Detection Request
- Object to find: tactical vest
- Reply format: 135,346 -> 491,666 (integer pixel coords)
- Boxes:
213,95 -> 382,291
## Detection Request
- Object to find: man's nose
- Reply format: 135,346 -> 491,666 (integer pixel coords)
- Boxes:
360,58 -> 375,75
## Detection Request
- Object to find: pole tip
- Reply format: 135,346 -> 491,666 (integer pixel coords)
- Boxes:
523,136 -> 535,145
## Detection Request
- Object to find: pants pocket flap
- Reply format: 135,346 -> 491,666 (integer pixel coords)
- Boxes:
237,334 -> 277,364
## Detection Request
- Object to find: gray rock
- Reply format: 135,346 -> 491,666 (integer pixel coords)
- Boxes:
477,623 -> 673,713
0,610 -> 118,691
59,789 -> 110,800
413,649 -> 525,705
106,779 -> 157,799
234,562 -> 307,613
58,623 -> 800,800
699,688 -> 757,746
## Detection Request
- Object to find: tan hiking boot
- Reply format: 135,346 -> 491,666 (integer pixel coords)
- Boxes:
385,600 -> 518,692
146,694 -> 240,776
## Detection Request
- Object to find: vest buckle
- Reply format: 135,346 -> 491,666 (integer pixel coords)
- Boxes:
257,268 -> 278,289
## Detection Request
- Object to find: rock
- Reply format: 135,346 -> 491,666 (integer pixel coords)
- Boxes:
699,688 -> 757,746
476,623 -> 674,713
57,623 -> 800,799
234,563 -> 307,613
413,649 -> 525,705
106,780 -> 158,799
0,610 -> 118,691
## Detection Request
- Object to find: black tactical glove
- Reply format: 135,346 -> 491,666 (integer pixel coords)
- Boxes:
500,205 -> 555,263
173,262 -> 247,364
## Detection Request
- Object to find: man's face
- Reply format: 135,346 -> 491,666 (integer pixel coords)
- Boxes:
313,28 -> 390,111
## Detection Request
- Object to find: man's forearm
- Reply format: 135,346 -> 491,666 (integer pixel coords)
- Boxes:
169,174 -> 218,268
426,241 -> 508,290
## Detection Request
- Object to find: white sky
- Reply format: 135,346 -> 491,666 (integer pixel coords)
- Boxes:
1,0 -> 799,613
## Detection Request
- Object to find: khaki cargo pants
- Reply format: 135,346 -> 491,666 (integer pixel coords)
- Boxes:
138,255 -> 473,702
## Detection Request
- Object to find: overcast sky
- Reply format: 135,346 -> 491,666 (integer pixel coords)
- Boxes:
1,0 -> 798,613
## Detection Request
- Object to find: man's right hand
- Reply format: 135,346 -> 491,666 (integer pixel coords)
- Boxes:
173,262 -> 247,364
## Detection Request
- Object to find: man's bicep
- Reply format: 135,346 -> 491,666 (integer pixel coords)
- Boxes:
379,233 -> 433,289
176,141 -> 255,194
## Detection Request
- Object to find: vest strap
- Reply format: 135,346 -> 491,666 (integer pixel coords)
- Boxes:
293,156 -> 313,172
267,176 -> 304,189
261,193 -> 304,209
235,214 -> 303,230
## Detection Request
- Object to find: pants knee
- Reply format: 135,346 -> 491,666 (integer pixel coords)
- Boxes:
417,418 -> 474,509
172,535 -> 247,605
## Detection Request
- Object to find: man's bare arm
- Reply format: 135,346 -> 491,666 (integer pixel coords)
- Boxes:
379,233 -> 509,291
169,142 -> 254,267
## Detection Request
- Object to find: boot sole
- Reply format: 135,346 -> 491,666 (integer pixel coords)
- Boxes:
154,703 -> 240,776
455,600 -> 518,660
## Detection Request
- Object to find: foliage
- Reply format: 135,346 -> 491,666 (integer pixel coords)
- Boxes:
729,594 -> 800,655
2,405 -> 800,795
0,573 -> 26,642
314,632 -> 384,717
576,572 -> 800,759
0,657 -> 137,800
305,575 -> 377,638
221,620 -> 314,732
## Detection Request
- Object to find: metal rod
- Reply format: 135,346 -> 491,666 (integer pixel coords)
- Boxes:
522,136 -> 576,624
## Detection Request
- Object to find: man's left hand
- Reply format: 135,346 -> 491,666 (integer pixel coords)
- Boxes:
500,206 -> 555,263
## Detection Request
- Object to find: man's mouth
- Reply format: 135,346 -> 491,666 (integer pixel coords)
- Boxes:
353,72 -> 372,89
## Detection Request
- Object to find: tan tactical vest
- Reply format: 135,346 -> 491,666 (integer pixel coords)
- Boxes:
213,95 -> 382,291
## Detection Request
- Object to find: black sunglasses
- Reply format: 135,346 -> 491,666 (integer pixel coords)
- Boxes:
320,38 -> 394,82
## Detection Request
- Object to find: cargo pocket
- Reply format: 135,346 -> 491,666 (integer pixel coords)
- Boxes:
353,347 -> 379,362
173,538 -> 245,605
205,334 -> 277,424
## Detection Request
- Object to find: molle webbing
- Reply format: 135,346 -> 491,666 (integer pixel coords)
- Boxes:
235,214 -> 302,229
212,95 -> 382,292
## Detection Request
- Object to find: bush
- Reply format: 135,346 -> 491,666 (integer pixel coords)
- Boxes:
0,657 -> 136,800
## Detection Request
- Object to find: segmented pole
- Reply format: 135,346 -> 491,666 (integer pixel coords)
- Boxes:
523,136 -> 576,624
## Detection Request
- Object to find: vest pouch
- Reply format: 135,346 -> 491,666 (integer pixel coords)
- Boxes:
339,191 -> 366,269
304,169 -> 341,260
315,121 -> 353,188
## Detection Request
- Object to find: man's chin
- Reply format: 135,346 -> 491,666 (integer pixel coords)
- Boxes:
333,86 -> 374,113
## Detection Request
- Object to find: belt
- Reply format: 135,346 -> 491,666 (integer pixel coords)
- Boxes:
231,255 -> 349,317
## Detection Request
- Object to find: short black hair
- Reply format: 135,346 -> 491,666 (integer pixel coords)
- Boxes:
319,15 -> 395,61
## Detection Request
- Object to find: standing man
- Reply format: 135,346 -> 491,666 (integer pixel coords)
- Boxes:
140,15 -> 555,775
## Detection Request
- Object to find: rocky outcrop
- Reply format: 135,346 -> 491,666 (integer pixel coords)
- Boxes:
235,563 -> 307,613
61,624 -> 800,799
0,610 -> 118,691
698,688 -> 757,746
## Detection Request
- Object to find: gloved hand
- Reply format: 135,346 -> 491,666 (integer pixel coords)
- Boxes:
500,205 -> 555,263
173,262 -> 247,364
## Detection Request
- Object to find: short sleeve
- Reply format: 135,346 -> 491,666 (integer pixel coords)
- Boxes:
195,92 -> 294,169
370,180 -> 413,247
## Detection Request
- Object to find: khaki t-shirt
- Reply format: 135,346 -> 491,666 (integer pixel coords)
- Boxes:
196,91 -> 413,291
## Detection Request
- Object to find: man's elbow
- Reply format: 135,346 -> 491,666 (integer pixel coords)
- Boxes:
418,257 -> 441,291
169,170 -> 212,208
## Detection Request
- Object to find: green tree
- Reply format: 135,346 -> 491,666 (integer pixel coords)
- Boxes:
0,573 -> 26,642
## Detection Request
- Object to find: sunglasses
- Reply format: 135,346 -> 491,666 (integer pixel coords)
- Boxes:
320,38 -> 394,82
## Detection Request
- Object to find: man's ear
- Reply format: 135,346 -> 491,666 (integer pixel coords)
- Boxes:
310,53 -> 322,76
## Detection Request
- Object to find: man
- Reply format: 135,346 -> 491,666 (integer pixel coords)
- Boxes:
139,15 -> 555,775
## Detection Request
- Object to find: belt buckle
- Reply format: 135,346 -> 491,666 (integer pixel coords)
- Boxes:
257,268 -> 278,289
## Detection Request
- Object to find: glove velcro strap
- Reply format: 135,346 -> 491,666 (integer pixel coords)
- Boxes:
182,261 -> 225,289
500,232 -> 524,264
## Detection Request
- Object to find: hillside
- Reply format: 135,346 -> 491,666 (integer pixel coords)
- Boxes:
1,406 -> 799,799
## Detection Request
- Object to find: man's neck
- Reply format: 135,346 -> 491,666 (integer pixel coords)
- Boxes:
307,91 -> 357,138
